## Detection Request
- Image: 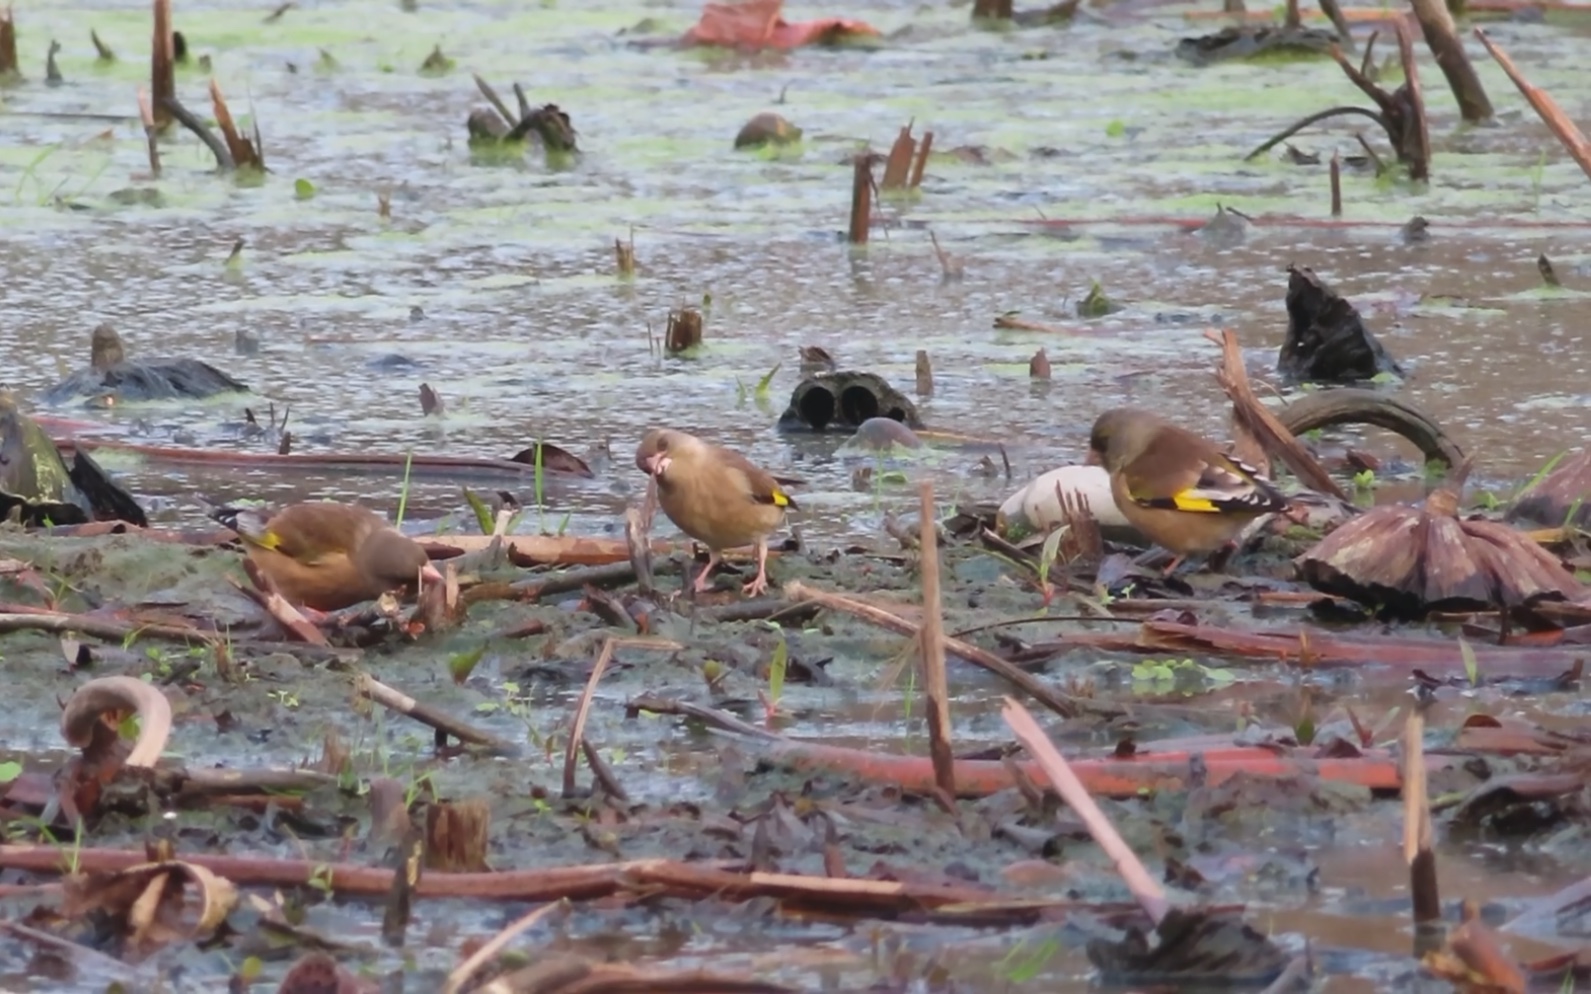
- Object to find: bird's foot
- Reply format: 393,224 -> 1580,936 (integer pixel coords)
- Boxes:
691,556 -> 721,595
741,573 -> 770,597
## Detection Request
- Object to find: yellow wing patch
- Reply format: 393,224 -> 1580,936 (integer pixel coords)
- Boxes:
1169,493 -> 1222,513
770,489 -> 791,508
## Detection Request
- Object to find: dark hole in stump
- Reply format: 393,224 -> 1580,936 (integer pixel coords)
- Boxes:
800,386 -> 835,430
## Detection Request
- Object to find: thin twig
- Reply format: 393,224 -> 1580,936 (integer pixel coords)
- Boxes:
471,72 -> 517,129
356,674 -> 519,756
0,611 -> 212,645
0,920 -> 136,978
625,505 -> 654,598
582,738 -> 629,801
562,637 -> 683,797
441,900 -> 568,994
627,695 -> 781,740
785,581 -> 1116,720
1403,708 -> 1439,924
1002,698 -> 1169,924
917,482 -> 955,798
1475,28 -> 1591,182
1243,105 -> 1387,161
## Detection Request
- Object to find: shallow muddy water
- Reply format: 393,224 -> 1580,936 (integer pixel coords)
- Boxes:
4,0 -> 1591,991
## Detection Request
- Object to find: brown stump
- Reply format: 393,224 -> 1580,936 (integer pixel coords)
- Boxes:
1410,0 -> 1492,122
777,370 -> 922,432
665,308 -> 702,353
847,154 -> 874,245
151,0 -> 174,130
0,6 -> 18,80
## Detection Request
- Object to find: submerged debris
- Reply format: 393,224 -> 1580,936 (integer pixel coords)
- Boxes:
419,43 -> 454,75
847,416 -> 922,452
1175,24 -> 1340,66
664,307 -> 703,353
1087,908 -> 1293,986
1277,265 -> 1404,385
0,7 -> 19,81
42,323 -> 250,405
734,111 -> 802,149
1273,386 -> 1464,474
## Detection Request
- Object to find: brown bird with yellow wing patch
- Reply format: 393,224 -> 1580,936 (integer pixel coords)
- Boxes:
1087,408 -> 1288,574
220,501 -> 442,613
635,428 -> 797,596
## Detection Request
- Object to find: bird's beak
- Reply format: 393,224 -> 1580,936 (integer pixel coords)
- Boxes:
641,453 -> 670,477
420,562 -> 443,585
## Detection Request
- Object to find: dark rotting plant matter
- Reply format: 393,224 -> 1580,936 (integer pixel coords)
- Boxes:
1277,265 -> 1405,386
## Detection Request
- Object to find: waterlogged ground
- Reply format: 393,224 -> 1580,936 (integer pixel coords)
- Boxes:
4,0 -> 1591,990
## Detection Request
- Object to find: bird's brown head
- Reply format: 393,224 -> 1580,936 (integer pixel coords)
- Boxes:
357,529 -> 441,591
1087,408 -> 1158,472
91,324 -> 126,372
635,428 -> 700,480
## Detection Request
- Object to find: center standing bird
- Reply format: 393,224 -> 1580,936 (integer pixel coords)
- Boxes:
634,428 -> 797,596
213,500 -> 442,613
1087,408 -> 1289,574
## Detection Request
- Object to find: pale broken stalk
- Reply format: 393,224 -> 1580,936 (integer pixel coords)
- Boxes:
1002,697 -> 1169,925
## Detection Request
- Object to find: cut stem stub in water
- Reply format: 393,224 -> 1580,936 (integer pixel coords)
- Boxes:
209,79 -> 264,171
1410,0 -> 1492,122
917,482 -> 955,800
614,228 -> 636,277
665,307 -> 702,353
847,153 -> 877,244
881,120 -> 932,192
151,0 -> 174,129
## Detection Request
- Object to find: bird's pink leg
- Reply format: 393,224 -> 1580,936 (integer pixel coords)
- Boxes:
691,549 -> 721,594
741,539 -> 770,597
